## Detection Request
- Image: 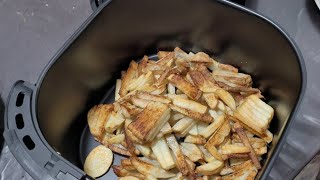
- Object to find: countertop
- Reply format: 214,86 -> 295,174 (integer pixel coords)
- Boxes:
0,0 -> 320,179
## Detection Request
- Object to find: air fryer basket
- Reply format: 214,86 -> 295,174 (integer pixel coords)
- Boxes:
4,0 -> 306,179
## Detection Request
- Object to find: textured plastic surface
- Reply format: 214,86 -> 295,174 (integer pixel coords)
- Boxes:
4,0 -> 306,179
3,81 -> 86,180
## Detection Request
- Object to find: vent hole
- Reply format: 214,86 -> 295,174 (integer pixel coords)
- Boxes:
23,136 -> 35,150
15,114 -> 24,129
16,92 -> 25,107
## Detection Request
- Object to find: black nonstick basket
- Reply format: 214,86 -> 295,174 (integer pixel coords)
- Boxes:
3,0 -> 306,179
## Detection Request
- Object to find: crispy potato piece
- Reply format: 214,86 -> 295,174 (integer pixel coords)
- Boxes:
220,160 -> 254,176
221,162 -> 257,180
121,159 -> 136,171
130,157 -> 175,178
84,145 -> 113,178
189,124 -> 198,136
88,104 -> 113,140
198,145 -> 216,163
120,102 -> 143,119
107,134 -> 125,144
172,97 -> 207,114
124,119 -> 144,144
203,93 -> 218,109
151,137 -> 175,170
108,144 -> 132,156
166,134 -> 190,175
168,74 -> 202,100
174,47 -> 190,59
221,153 -> 249,161
154,68 -> 171,87
213,70 -> 252,87
157,122 -> 173,138
131,97 -> 150,108
204,143 -> 222,161
234,123 -> 261,169
200,114 -> 225,139
137,55 -> 149,76
128,71 -> 154,91
115,79 -> 122,101
185,135 -> 206,145
181,142 -> 204,162
112,165 -> 145,179
128,102 -> 171,142
120,61 -> 138,96
234,95 -> 274,135
157,52 -> 174,65
215,89 -> 236,110
254,146 -> 267,156
136,91 -> 171,104
170,104 -> 213,124
144,64 -> 167,74
189,52 -> 212,63
195,160 -> 224,175
158,51 -> 172,59
220,145 -> 250,155
172,117 -> 195,134
104,111 -> 125,133
205,120 -> 231,147
189,70 -> 218,93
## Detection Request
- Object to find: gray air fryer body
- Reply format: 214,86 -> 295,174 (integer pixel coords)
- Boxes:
4,0 -> 306,179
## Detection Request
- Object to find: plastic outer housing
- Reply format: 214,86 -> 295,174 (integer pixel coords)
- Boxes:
3,0 -> 306,180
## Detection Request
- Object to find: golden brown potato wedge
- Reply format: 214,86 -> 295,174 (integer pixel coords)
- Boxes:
112,165 -> 145,179
172,97 -> 207,114
128,101 -> 171,142
130,157 -> 176,178
181,142 -> 204,162
199,114 -> 225,139
195,160 -> 224,176
184,135 -> 206,145
136,91 -> 171,104
121,159 -> 136,171
220,144 -> 250,155
151,137 -> 175,170
120,61 -> 138,96
168,74 -> 202,100
166,134 -> 190,176
87,104 -> 114,140
205,120 -> 231,147
170,104 -> 213,124
234,95 -> 274,135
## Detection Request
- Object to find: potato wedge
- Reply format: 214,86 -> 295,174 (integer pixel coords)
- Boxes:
84,145 -> 113,178
121,159 -> 136,171
195,160 -> 224,175
204,143 -> 222,161
151,137 -> 175,170
199,114 -> 225,139
136,91 -> 171,104
168,74 -> 202,100
198,145 -> 216,163
203,93 -> 218,109
172,97 -> 207,114
234,95 -> 274,135
135,144 -> 152,157
104,111 -> 125,133
181,142 -> 204,162
189,70 -> 218,93
170,104 -> 213,124
189,52 -> 213,63
120,61 -> 138,96
112,165 -> 145,179
130,97 -> 150,109
119,176 -> 140,180
87,104 -> 113,140
115,79 -> 122,101
220,144 -> 250,155
107,134 -> 125,144
205,119 -> 231,147
166,134 -> 190,175
185,135 -> 206,145
130,157 -> 175,178
128,102 -> 171,142
215,89 -> 236,110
